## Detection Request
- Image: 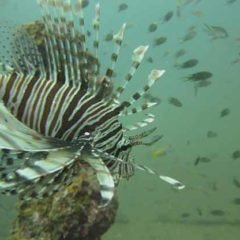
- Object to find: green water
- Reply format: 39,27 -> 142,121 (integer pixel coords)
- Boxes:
0,0 -> 240,239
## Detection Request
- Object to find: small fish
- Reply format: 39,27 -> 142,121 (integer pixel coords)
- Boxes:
226,0 -> 237,5
186,71 -> 213,81
233,177 -> 240,188
220,108 -> 230,118
104,32 -> 113,42
194,156 -> 211,166
174,49 -> 186,58
163,11 -> 174,23
233,198 -> 240,205
204,24 -> 228,39
151,144 -> 172,158
196,80 -> 212,88
176,59 -> 198,69
211,182 -> 218,191
81,0 -> 89,8
207,131 -> 218,138
146,57 -> 154,63
196,208 -> 203,216
181,30 -> 197,42
118,3 -> 128,12
148,23 -> 158,33
194,80 -> 212,95
181,212 -> 190,218
143,93 -> 161,103
232,150 -> 240,159
194,157 -> 200,166
154,36 -> 167,46
231,58 -> 240,64
210,209 -> 225,216
168,97 -> 183,107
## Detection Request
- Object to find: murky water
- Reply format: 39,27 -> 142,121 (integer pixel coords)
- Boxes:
0,0 -> 240,239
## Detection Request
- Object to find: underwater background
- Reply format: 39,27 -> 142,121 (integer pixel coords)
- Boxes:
0,0 -> 240,239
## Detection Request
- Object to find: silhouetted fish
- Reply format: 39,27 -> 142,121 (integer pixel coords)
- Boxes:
174,49 -> 187,58
168,97 -> 183,107
186,71 -> 213,81
210,209 -> 225,216
176,59 -> 199,69
232,150 -> 240,159
163,11 -> 174,23
118,3 -> 128,12
233,198 -> 240,205
154,36 -> 167,46
148,23 -> 158,33
220,108 -> 230,118
207,131 -> 218,138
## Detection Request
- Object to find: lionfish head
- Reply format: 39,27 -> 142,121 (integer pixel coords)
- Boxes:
0,0 -> 184,206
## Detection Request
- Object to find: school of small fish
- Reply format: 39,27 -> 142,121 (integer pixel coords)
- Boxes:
114,0 -> 240,224
0,0 -> 239,232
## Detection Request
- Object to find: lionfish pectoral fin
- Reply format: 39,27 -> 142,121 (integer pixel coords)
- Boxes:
86,154 -> 115,207
136,164 -> 185,190
0,145 -> 83,199
0,101 -> 70,151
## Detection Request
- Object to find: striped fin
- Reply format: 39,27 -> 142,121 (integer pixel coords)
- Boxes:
37,0 -> 82,86
114,45 -> 149,99
120,102 -> 158,117
0,63 -> 14,75
128,127 -> 157,140
86,153 -> 115,207
136,164 -> 185,190
10,26 -> 46,75
92,3 -> 100,61
130,135 -> 163,147
123,113 -> 155,131
119,69 -> 165,116
105,23 -> 126,80
0,101 -> 68,151
91,146 -> 184,190
37,0 -> 100,88
90,146 -> 134,183
89,3 -> 101,92
128,127 -> 163,147
0,145 -> 82,198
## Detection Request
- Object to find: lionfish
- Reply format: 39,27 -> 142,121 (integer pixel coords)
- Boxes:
0,0 -> 184,206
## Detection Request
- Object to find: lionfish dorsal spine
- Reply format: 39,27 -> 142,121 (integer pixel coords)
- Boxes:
38,0 -> 89,87
114,45 -> 149,100
123,113 -> 155,131
104,23 -> 127,80
92,3 -> 100,57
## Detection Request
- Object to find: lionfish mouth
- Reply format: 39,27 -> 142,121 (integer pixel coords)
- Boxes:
0,0 -> 184,207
